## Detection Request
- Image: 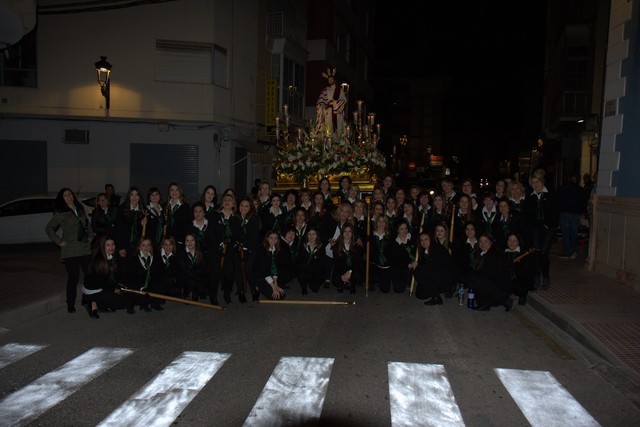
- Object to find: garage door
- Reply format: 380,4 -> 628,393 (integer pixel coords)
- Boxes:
0,140 -> 47,204
130,144 -> 199,204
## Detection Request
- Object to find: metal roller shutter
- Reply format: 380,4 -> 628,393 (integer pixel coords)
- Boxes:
130,143 -> 199,204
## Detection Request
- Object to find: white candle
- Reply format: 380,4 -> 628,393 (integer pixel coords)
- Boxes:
283,104 -> 288,116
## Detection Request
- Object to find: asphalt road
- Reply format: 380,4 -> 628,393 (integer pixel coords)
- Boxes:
1,281 -> 639,426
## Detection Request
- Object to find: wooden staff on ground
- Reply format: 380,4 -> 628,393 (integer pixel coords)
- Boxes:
257,300 -> 355,306
409,209 -> 427,296
120,287 -> 225,310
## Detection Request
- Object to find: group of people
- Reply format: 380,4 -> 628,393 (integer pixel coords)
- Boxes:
45,170 -> 565,319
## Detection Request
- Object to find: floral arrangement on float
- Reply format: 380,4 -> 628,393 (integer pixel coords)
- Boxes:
273,101 -> 387,189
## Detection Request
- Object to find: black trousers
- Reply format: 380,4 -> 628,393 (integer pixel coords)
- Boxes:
370,265 -> 392,293
63,255 -> 90,307
531,226 -> 555,278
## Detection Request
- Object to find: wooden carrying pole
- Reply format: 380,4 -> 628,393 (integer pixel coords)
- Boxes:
120,288 -> 225,311
449,205 -> 456,243
409,210 -> 426,296
257,300 -> 355,306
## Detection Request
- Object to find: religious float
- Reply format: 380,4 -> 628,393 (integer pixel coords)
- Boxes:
272,68 -> 386,193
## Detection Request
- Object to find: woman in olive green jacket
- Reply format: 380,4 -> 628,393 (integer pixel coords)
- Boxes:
45,188 -> 94,313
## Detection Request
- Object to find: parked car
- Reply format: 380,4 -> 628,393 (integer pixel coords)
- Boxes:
0,194 -> 95,244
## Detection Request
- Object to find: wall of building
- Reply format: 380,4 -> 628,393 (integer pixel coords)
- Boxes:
0,116 -> 238,201
593,0 -> 640,287
0,0 -> 263,200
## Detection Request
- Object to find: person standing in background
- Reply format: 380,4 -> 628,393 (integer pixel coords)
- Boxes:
91,192 -> 117,247
105,183 -> 121,208
557,174 -> 586,260
523,172 -> 558,290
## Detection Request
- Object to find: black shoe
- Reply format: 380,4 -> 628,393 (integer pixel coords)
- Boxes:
126,306 -> 135,314
424,296 -> 443,306
67,305 -> 76,313
224,295 -> 232,304
252,290 -> 260,302
238,292 -> 247,303
504,298 -> 514,312
323,280 -> 331,289
141,304 -> 152,312
474,304 -> 491,311
86,304 -> 99,318
518,296 -> 527,306
150,303 -> 164,311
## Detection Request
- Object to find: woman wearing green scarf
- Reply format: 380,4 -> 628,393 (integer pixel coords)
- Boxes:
45,187 -> 94,313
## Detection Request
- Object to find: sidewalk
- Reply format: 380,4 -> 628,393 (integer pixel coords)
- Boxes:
0,243 -> 66,326
528,246 -> 640,376
1,243 -> 640,380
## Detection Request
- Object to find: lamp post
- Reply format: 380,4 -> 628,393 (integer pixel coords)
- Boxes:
94,56 -> 112,110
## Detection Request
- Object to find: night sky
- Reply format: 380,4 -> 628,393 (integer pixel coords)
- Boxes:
372,2 -> 548,180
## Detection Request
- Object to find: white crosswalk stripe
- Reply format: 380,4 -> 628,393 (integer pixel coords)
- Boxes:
244,356 -> 335,426
98,351 -> 231,427
495,368 -> 601,427
0,347 -> 133,426
388,362 -> 465,427
0,343 -> 603,426
0,343 -> 47,370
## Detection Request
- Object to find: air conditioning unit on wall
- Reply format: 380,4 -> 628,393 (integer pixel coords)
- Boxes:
63,129 -> 90,144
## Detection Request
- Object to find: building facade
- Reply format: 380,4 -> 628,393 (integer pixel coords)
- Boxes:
593,0 -> 640,285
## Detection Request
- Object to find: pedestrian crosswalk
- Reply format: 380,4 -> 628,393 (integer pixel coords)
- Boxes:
0,343 -> 602,426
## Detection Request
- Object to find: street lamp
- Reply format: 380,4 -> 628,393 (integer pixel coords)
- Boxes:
94,56 -> 112,110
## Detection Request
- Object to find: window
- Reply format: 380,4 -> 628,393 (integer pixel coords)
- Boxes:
0,199 -> 52,217
155,40 -> 227,87
0,30 -> 37,87
267,12 -> 284,38
282,58 -> 305,117
213,45 -> 228,87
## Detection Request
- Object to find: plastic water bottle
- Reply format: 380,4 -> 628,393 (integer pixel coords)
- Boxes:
457,283 -> 465,306
467,288 -> 475,309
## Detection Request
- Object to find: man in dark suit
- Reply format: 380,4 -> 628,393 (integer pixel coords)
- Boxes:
105,183 -> 121,207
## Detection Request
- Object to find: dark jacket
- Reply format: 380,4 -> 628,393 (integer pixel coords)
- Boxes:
557,180 -> 587,214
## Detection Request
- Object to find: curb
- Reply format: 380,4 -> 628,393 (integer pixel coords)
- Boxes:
0,293 -> 65,328
527,292 -> 640,381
